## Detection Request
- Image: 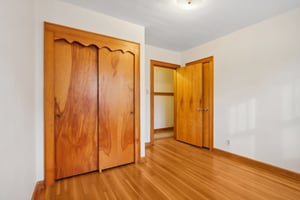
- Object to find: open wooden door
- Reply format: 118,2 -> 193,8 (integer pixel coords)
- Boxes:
176,63 -> 203,146
175,57 -> 213,149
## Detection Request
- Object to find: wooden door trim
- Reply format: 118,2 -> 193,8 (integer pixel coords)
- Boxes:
186,56 -> 214,66
185,56 -> 214,150
154,127 -> 174,134
44,22 -> 140,53
154,92 -> 174,96
150,60 -> 179,145
134,51 -> 141,170
44,27 -> 55,186
44,22 -> 140,186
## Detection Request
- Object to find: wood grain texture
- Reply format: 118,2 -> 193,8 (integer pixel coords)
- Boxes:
154,127 -> 174,133
150,61 -> 154,145
31,181 -> 45,200
186,56 -> 214,66
44,22 -> 140,186
38,138 -> 300,200
153,92 -> 174,96
173,70 -> 178,140
45,22 -> 139,55
202,62 -> 210,148
150,60 -> 179,145
213,148 -> 300,181
99,48 -> 134,170
54,41 -> 98,179
186,57 -> 214,150
44,29 -> 55,186
133,49 -> 141,165
176,64 -> 203,146
207,59 -> 214,150
150,60 -> 180,69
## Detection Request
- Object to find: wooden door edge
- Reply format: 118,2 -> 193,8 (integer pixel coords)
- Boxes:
44,24 -> 55,186
209,59 -> 214,151
134,51 -> 141,164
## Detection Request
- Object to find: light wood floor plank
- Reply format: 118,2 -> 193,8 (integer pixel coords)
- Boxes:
38,138 -> 300,199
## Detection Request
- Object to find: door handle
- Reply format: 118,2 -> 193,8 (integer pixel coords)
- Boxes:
196,107 -> 208,112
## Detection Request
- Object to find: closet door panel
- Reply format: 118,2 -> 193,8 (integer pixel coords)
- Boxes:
99,48 -> 134,170
54,41 -> 98,179
45,22 -> 140,185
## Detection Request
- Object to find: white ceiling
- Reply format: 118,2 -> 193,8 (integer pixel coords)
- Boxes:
62,0 -> 300,52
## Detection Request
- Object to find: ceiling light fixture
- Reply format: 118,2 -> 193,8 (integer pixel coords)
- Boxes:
176,0 -> 202,10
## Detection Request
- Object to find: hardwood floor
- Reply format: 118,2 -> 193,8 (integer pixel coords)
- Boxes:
38,138 -> 300,199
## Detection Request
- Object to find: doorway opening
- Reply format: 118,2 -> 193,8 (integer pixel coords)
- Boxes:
150,60 -> 179,144
150,57 -> 214,149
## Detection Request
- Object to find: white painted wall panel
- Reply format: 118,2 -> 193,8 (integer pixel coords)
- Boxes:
154,67 -> 174,93
0,0 -> 36,199
154,67 -> 174,129
154,96 -> 174,129
182,7 -> 300,173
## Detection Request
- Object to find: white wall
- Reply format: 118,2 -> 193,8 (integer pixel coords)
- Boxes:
0,0 -> 36,199
154,96 -> 174,129
145,45 -> 181,142
35,0 -> 146,180
182,7 -> 300,173
154,67 -> 174,129
154,67 -> 175,93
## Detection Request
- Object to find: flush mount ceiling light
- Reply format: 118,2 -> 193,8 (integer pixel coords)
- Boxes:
176,0 -> 203,10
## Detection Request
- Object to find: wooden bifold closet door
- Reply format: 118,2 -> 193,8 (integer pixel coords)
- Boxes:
54,41 -> 98,179
99,49 -> 135,170
44,22 -> 140,186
